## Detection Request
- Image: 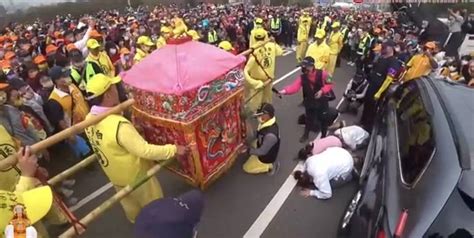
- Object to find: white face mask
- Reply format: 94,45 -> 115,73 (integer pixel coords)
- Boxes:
448,66 -> 457,72
461,60 -> 469,65
109,48 -> 117,55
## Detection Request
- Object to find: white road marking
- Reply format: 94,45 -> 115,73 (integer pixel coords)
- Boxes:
273,67 -> 300,85
70,61 -> 299,212
282,50 -> 293,56
70,182 -> 113,212
244,134 -> 321,238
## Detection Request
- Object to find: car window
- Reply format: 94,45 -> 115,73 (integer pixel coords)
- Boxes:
393,81 -> 436,186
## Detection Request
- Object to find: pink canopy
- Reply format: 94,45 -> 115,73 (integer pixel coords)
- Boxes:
121,40 -> 245,95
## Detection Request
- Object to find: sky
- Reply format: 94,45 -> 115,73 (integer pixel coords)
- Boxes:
0,0 -> 77,12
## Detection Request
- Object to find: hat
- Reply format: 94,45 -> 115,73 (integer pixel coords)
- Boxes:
255,103 -> 275,117
218,41 -> 234,52
137,36 -> 154,46
9,78 -> 28,90
0,186 -> 53,232
314,29 -> 326,39
89,30 -> 103,39
120,48 -> 131,55
33,55 -> 47,65
332,22 -> 341,28
255,18 -> 264,25
45,44 -> 58,55
0,83 -> 8,90
86,73 -> 121,99
66,43 -> 77,52
134,190 -> 204,238
300,56 -> 315,68
49,66 -> 71,81
424,41 -> 436,49
253,28 -> 267,40
4,51 -> 15,60
87,39 -> 101,49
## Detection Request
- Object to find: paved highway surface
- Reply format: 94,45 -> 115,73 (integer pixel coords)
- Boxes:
47,50 -> 360,238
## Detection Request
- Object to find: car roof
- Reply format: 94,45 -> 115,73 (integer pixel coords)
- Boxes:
428,78 -> 474,170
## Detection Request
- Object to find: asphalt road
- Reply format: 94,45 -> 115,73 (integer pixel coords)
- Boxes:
48,50 -> 360,238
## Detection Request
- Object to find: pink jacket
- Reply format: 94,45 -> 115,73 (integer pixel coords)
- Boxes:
312,136 -> 343,155
282,71 -> 333,95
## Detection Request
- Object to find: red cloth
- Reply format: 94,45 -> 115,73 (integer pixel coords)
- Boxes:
283,71 -> 333,95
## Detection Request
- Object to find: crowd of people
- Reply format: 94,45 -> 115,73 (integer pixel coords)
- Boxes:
1,2 -> 474,238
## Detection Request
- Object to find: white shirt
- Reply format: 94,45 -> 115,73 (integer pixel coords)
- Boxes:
304,147 -> 354,199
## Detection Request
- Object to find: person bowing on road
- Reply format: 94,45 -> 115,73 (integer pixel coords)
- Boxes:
84,74 -> 189,223
294,147 -> 354,200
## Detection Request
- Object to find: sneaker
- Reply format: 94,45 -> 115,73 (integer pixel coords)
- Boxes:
347,61 -> 352,65
66,197 -> 79,206
268,162 -> 280,176
62,179 -> 76,188
59,188 -> 74,198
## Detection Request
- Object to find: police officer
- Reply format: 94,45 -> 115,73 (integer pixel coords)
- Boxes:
280,57 -> 334,142
269,14 -> 282,45
360,41 -> 400,130
84,74 -> 189,223
242,103 -> 280,175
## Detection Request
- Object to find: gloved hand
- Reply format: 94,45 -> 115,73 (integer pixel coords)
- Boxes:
279,89 -> 287,95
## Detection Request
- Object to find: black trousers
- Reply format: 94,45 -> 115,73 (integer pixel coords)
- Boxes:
360,94 -> 377,132
304,106 -> 333,138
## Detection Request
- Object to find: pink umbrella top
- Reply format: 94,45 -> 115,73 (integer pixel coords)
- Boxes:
121,40 -> 246,95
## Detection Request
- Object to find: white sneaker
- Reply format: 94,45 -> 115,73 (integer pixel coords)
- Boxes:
60,188 -> 74,198
62,179 -> 76,188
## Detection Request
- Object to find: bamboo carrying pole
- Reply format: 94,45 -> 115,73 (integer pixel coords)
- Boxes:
0,99 -> 135,170
47,154 -> 98,186
59,159 -> 172,238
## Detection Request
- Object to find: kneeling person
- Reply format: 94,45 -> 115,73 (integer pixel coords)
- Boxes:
243,103 -> 280,175
294,147 -> 353,199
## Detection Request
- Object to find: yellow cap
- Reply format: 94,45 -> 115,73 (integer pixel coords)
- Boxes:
161,26 -> 171,33
332,22 -> 341,28
137,36 -> 154,46
315,29 -> 326,39
86,73 -> 122,99
87,39 -> 101,49
255,18 -> 263,25
253,28 -> 267,40
0,186 -> 53,232
218,41 -> 234,51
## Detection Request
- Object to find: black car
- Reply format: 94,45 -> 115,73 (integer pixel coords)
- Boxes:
338,77 -> 474,238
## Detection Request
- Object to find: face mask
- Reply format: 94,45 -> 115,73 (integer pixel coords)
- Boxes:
109,48 -> 117,55
461,60 -> 469,65
394,46 -> 400,52
257,116 -> 265,124
448,66 -> 457,72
